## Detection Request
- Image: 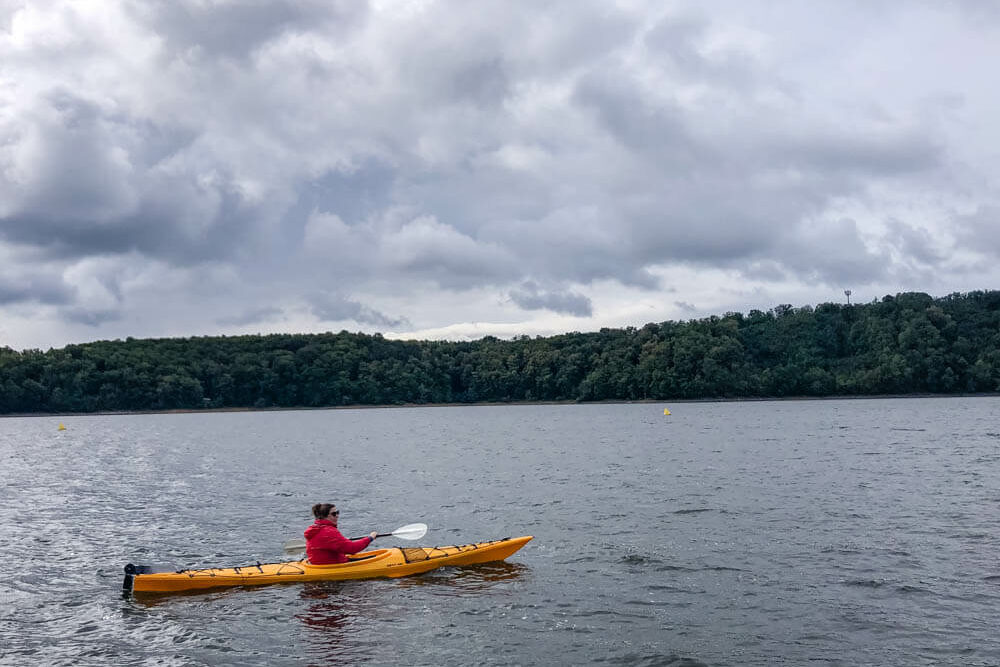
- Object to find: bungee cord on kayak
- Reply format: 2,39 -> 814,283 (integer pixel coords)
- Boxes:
399,540 -> 504,563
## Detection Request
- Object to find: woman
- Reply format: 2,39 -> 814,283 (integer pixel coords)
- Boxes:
304,503 -> 378,565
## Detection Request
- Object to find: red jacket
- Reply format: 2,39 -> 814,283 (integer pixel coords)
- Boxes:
304,519 -> 373,564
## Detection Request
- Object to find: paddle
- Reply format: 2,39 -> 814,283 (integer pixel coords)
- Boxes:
282,522 -> 428,553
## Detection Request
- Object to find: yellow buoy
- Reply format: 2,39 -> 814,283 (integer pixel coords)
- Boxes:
663,408 -> 671,416
58,423 -> 66,431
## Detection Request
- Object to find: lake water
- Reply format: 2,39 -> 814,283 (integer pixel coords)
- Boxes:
1,398 -> 999,666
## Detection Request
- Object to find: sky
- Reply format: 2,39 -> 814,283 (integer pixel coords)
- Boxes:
2,0 -> 999,351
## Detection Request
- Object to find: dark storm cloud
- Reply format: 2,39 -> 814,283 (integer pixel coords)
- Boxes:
509,282 -> 593,316
307,293 -> 408,328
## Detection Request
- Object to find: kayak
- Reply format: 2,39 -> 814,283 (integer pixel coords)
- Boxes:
123,535 -> 532,595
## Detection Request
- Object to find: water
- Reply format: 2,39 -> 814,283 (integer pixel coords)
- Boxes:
1,398 -> 999,666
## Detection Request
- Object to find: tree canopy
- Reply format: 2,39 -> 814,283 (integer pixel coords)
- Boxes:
2,291 -> 999,414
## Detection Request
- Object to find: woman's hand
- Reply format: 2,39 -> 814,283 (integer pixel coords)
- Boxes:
369,531 -> 378,540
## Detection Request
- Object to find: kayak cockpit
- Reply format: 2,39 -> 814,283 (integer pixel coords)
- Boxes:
304,548 -> 392,568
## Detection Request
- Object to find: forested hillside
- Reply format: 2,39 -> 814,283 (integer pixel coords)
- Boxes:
2,291 -> 1000,414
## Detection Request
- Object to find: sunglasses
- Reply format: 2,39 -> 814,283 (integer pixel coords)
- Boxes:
328,510 -> 340,517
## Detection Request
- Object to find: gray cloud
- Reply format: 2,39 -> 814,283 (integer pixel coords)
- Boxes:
0,274 -> 73,306
775,217 -> 890,285
62,306 -> 122,327
450,58 -> 510,108
0,88 -> 277,266
509,282 -> 593,316
772,127 -> 942,177
125,0 -> 366,60
307,292 -> 408,328
1,1 -> 998,349
955,206 -> 1000,257
884,218 -> 948,266
574,70 -> 697,163
216,306 -> 285,327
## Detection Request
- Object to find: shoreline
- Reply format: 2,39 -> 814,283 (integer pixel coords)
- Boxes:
4,392 -> 998,419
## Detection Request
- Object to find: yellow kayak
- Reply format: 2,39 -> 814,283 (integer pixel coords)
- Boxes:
124,536 -> 532,595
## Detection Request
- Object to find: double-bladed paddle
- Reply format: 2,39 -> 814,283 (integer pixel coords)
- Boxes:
282,522 -> 428,553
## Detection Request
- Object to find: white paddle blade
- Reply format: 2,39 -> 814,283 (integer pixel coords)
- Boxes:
392,523 -> 427,540
283,538 -> 307,552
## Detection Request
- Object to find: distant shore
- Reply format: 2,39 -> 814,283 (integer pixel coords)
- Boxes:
4,392 -> 998,419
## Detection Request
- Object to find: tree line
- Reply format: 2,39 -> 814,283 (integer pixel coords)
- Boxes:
2,290 -> 1000,414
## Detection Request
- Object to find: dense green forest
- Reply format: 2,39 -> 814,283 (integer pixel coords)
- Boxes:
2,291 -> 1000,414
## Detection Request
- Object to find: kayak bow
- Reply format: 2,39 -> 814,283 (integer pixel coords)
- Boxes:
124,536 -> 532,595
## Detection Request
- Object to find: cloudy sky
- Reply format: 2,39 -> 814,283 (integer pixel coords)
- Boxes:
2,0 -> 999,351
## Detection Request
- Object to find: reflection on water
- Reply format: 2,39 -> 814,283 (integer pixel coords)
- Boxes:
295,565 -> 532,665
296,582 -> 369,665
394,562 -> 530,594
297,585 -> 351,635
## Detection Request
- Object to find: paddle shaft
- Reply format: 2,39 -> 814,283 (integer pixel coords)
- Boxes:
282,534 -> 384,552
327,531 -> 398,542
283,522 -> 427,552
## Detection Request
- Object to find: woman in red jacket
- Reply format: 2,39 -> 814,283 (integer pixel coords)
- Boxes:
304,503 -> 378,564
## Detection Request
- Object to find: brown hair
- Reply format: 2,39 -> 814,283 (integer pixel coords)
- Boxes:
312,503 -> 337,519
